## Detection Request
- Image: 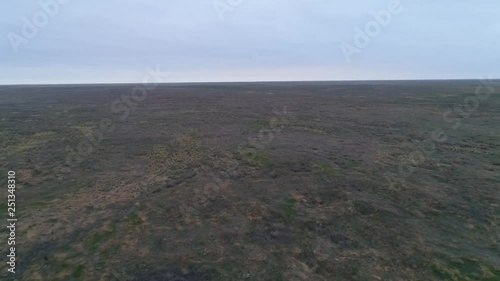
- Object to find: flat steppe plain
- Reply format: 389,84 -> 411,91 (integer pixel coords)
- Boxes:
0,81 -> 499,280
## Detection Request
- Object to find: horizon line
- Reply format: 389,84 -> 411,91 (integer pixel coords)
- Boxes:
1,78 -> 499,87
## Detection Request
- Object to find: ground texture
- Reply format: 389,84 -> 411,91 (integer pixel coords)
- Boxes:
0,81 -> 499,280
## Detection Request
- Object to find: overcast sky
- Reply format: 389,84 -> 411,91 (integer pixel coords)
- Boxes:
1,0 -> 499,84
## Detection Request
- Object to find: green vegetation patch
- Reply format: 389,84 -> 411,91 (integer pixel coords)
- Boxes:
430,258 -> 500,281
85,224 -> 117,253
239,149 -> 273,169
126,212 -> 144,226
5,131 -> 55,155
312,162 -> 339,177
249,119 -> 272,131
281,197 -> 297,218
71,265 -> 85,278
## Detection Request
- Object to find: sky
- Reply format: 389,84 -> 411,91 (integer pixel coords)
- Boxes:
1,0 -> 499,84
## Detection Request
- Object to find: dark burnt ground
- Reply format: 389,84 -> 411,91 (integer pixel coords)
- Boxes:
0,80 -> 499,280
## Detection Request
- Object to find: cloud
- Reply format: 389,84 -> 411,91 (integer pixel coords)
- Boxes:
1,0 -> 498,84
